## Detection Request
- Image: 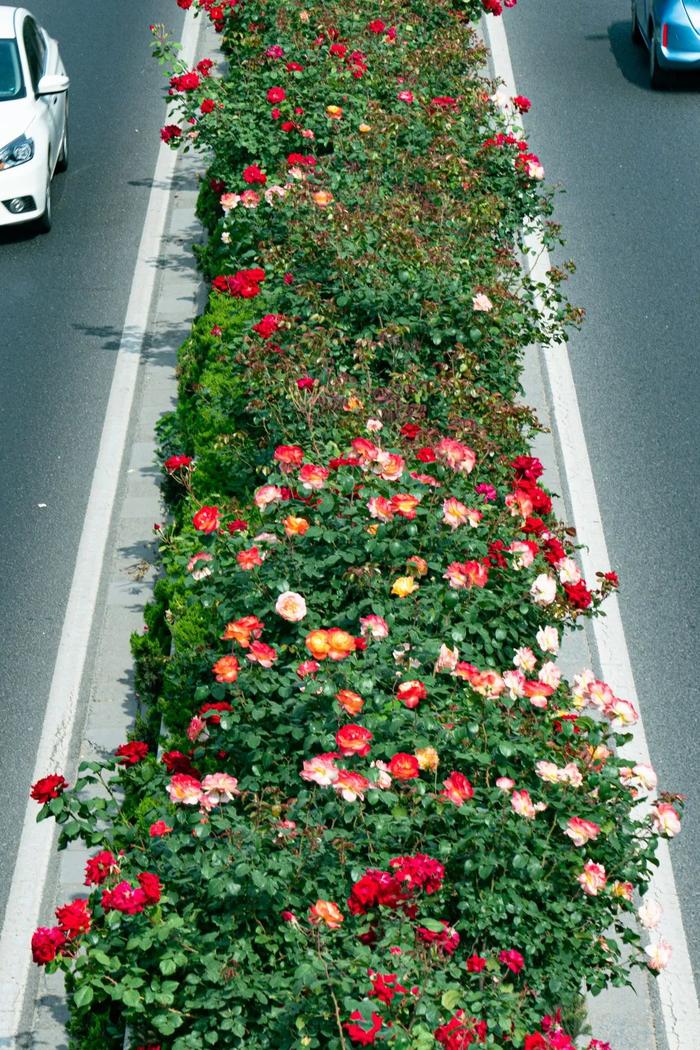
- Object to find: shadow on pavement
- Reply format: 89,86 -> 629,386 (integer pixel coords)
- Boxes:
605,20 -> 700,91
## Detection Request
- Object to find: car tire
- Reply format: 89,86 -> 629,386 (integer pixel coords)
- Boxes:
649,31 -> 669,89
56,107 -> 68,173
631,4 -> 643,44
35,172 -> 52,234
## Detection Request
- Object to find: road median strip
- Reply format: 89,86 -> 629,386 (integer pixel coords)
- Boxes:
16,2 -> 688,1048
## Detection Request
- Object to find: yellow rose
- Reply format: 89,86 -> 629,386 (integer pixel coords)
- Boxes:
415,747 -> 439,772
392,576 -> 418,598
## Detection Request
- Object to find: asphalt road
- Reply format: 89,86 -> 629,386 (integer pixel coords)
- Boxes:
0,0 -> 184,924
503,0 -> 700,991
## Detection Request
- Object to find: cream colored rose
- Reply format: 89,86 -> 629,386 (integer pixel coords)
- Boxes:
275,591 -> 307,622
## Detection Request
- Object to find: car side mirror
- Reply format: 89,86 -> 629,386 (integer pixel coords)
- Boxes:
36,73 -> 69,95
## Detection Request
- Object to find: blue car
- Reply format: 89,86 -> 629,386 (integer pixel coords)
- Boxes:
632,0 -> 700,87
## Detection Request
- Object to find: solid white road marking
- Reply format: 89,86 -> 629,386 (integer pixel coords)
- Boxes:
482,13 -> 700,1050
0,10 -> 201,1043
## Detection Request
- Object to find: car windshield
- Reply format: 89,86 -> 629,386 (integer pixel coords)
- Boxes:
0,39 -> 25,101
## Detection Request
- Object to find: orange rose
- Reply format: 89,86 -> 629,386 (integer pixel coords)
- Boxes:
306,629 -> 332,660
326,105 -> 343,119
326,628 -> 356,661
388,753 -> 420,780
284,515 -> 310,537
309,899 -> 343,929
222,615 -> 264,647
312,190 -> 334,207
211,655 -> 240,683
358,123 -> 371,133
336,690 -> 365,716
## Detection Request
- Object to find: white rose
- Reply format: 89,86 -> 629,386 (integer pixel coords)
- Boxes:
275,591 -> 307,622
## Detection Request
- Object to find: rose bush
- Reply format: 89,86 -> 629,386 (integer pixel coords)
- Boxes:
32,1 -> 681,1048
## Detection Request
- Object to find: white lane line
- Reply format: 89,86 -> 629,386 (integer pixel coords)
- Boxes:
0,10 -> 201,1044
482,13 -> 700,1050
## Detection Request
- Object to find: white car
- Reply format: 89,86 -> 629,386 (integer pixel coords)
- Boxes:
0,5 -> 68,231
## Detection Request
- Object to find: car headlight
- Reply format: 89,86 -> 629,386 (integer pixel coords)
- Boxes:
0,134 -> 35,170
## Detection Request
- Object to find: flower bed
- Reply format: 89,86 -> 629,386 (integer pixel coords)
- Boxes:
31,1 -> 681,1048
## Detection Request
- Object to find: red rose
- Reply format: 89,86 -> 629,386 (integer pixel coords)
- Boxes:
396,680 -> 427,709
149,820 -> 173,837
400,422 -> 420,440
55,899 -> 91,938
416,446 -> 436,462
200,700 -> 233,724
499,948 -> 525,973
564,580 -> 593,609
243,163 -> 267,185
252,314 -> 282,340
115,741 -> 149,765
200,98 -> 215,114
296,376 -> 316,390
466,953 -> 487,972
160,124 -> 182,143
138,872 -> 163,904
267,86 -> 286,104
368,19 -> 386,33
31,773 -> 68,804
196,58 -> 214,77
101,881 -> 147,915
192,505 -> 220,533
164,454 -> 192,472
31,926 -> 66,965
227,518 -> 248,533
335,724 -> 373,757
513,94 -> 532,113
170,71 -> 200,92
84,850 -> 118,886
161,750 -> 198,776
345,1011 -> 383,1045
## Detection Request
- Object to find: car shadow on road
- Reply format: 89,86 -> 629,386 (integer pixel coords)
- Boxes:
605,20 -> 700,91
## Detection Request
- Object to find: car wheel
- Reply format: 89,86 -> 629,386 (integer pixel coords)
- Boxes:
56,107 -> 68,173
35,172 -> 52,234
631,3 -> 643,44
649,31 -> 669,89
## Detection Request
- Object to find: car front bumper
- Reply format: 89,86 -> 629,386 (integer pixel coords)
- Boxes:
0,159 -> 46,227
